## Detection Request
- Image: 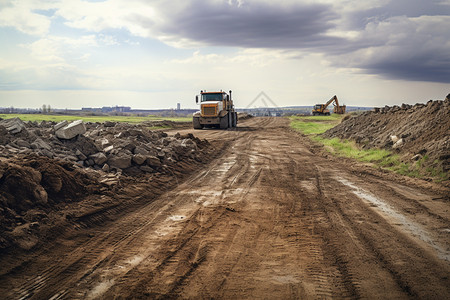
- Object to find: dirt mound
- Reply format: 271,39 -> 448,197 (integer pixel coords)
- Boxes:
323,97 -> 450,180
237,112 -> 254,121
0,155 -> 97,249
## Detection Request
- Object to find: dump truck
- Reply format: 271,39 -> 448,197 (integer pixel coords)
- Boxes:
193,90 -> 237,129
312,95 -> 346,116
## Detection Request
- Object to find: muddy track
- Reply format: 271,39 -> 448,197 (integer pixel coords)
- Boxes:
0,117 -> 449,299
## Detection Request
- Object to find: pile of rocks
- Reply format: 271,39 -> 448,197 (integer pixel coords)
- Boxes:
0,118 -> 208,175
0,117 -> 215,251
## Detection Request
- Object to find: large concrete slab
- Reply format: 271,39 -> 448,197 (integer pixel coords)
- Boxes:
55,120 -> 86,139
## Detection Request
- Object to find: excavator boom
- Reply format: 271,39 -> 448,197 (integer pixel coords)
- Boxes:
324,95 -> 337,109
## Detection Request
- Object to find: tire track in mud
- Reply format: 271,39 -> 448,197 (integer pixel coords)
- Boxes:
314,166 -> 450,299
269,156 -> 359,299
123,126 -> 261,298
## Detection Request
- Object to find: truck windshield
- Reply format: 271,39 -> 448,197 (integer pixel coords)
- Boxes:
202,93 -> 223,102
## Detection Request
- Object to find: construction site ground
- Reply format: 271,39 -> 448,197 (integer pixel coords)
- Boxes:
1,117 -> 449,299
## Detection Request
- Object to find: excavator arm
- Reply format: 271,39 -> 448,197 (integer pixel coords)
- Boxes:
333,96 -> 339,107
323,95 -> 337,110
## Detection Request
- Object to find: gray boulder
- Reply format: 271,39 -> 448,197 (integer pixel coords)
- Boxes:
132,154 -> 146,165
134,146 -> 150,156
15,139 -> 31,148
31,138 -> 52,151
75,149 -> 87,160
140,165 -> 154,173
55,120 -> 86,139
146,156 -> 162,168
53,120 -> 68,131
103,145 -> 114,153
0,118 -> 27,134
90,152 -> 107,165
108,154 -> 132,169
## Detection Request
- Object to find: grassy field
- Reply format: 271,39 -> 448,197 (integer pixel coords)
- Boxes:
0,114 -> 191,123
289,115 -> 341,135
289,115 -> 446,181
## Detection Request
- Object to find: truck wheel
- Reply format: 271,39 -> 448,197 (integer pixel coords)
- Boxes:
220,114 -> 229,129
228,112 -> 232,128
233,112 -> 237,127
193,117 -> 202,129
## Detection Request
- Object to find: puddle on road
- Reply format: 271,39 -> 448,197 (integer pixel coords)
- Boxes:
300,180 -> 317,193
87,279 -> 115,299
337,178 -> 449,261
186,190 -> 223,197
186,188 -> 245,207
213,160 -> 236,174
168,215 -> 185,221
126,255 -> 144,267
272,275 -> 300,284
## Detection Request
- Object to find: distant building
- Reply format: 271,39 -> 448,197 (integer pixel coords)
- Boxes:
177,103 -> 181,111
101,106 -> 131,113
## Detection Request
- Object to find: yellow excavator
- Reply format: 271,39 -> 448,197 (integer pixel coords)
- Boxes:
312,95 -> 346,116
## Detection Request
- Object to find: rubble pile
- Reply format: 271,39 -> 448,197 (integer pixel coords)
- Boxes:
237,112 -> 253,121
323,96 -> 450,176
0,118 -> 214,250
0,118 -> 209,175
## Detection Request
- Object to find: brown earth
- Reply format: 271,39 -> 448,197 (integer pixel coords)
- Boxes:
323,98 -> 450,182
0,117 -> 449,299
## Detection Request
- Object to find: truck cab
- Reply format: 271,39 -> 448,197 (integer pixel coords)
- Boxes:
193,90 -> 237,129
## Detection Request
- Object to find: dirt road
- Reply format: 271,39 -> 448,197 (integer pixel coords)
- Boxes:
1,117 -> 449,299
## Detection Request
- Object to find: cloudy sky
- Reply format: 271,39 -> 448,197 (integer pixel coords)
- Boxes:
0,0 -> 449,109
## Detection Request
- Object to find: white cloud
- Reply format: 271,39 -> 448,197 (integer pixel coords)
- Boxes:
22,35 -> 97,62
0,0 -> 53,36
170,48 -> 301,68
98,34 -> 119,46
56,0 -> 159,37
170,51 -> 223,65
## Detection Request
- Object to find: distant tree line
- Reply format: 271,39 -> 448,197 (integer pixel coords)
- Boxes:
42,104 -> 51,114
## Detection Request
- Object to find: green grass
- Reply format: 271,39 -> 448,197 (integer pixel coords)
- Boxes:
298,114 -> 343,122
0,114 -> 191,123
290,121 -> 335,135
147,125 -> 172,130
289,115 -> 342,135
313,136 -> 402,168
289,115 -> 448,181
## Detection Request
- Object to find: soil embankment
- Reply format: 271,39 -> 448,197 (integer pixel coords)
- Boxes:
323,97 -> 450,183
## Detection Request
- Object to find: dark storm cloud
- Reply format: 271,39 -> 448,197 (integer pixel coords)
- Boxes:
148,0 -> 450,83
157,1 -> 343,49
345,0 -> 450,30
363,59 -> 450,83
